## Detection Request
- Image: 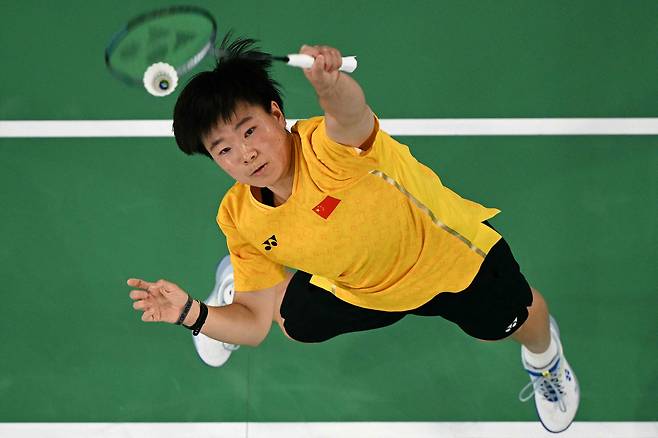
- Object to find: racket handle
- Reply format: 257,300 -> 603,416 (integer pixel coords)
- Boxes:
286,54 -> 358,73
340,56 -> 358,73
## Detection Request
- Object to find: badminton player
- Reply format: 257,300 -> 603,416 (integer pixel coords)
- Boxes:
128,36 -> 579,433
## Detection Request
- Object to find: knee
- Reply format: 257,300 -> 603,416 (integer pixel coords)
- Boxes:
280,319 -> 330,343
529,287 -> 548,314
276,318 -> 296,341
275,315 -> 321,343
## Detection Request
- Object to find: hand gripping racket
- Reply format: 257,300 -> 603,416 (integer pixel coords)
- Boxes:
238,53 -> 357,73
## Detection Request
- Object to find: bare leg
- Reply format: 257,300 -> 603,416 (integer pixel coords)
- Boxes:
511,287 -> 551,353
273,271 -> 294,339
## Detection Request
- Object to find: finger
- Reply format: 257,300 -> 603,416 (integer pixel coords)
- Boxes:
319,47 -> 341,71
142,310 -> 158,322
300,44 -> 319,57
127,278 -> 155,291
330,48 -> 342,71
312,54 -> 326,74
149,284 -> 172,298
133,300 -> 146,310
129,290 -> 148,300
157,279 -> 181,294
138,279 -> 172,297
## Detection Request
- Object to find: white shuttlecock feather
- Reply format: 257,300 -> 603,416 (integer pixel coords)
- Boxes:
142,62 -> 178,97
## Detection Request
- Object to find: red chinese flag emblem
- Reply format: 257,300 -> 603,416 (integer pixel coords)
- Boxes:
312,196 -> 341,219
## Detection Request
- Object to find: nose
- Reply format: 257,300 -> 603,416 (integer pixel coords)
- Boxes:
241,143 -> 257,164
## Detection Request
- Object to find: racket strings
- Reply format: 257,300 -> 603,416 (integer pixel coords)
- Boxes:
119,42 -> 140,61
105,6 -> 216,85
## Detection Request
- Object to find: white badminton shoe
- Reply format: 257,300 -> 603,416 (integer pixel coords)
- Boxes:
192,256 -> 240,367
519,315 -> 580,433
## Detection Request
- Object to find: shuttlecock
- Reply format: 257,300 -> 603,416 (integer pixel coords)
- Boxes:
143,62 -> 178,97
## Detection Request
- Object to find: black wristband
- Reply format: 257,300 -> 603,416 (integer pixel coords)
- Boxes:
184,301 -> 208,336
175,294 -> 193,325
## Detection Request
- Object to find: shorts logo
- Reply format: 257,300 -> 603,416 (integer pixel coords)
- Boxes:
262,235 -> 278,251
505,317 -> 518,333
312,196 -> 341,219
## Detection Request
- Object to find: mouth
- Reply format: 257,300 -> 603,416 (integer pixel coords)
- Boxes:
250,163 -> 268,176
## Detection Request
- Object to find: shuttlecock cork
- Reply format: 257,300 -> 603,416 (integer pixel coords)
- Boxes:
143,62 -> 178,97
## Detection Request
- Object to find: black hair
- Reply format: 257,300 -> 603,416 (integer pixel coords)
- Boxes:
173,34 -> 284,158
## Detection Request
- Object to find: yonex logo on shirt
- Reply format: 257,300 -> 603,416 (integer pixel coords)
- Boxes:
262,235 -> 278,251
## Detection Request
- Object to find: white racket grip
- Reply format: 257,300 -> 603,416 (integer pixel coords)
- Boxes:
340,56 -> 358,73
286,54 -> 358,73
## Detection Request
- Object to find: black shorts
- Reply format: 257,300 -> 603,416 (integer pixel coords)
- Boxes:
280,222 -> 533,343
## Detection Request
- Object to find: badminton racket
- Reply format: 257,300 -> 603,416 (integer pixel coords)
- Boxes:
104,6 -> 357,97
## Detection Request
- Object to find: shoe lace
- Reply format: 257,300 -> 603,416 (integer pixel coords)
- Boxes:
519,359 -> 567,412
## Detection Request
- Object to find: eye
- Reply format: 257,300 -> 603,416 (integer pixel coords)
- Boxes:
245,127 -> 256,137
218,147 -> 231,156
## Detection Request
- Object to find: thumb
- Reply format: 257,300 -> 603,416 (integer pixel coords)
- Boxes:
158,279 -> 181,293
158,280 -> 189,307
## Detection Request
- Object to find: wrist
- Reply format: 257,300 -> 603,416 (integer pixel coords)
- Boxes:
183,301 -> 209,336
314,74 -> 340,99
182,300 -> 200,326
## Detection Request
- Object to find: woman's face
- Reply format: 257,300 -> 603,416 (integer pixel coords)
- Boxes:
202,100 -> 292,189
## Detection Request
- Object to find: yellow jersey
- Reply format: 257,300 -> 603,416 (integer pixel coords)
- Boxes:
217,116 -> 501,311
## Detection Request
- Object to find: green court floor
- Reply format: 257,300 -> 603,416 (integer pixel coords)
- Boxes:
0,0 -> 656,423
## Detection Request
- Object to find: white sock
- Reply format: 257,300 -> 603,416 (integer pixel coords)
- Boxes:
522,337 -> 559,369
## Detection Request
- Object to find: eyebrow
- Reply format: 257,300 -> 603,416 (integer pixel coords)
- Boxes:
209,116 -> 254,150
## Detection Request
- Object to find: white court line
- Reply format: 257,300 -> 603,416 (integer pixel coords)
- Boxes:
0,422 -> 656,438
0,118 -> 657,137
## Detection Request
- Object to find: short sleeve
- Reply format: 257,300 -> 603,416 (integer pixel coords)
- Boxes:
307,115 -> 382,178
217,203 -> 287,292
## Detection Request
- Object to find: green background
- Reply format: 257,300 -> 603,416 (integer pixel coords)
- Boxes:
0,0 -> 656,422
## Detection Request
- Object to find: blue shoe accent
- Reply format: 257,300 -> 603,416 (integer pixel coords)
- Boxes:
519,315 -> 580,433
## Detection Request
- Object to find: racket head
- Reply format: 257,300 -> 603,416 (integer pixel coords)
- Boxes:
104,5 -> 217,87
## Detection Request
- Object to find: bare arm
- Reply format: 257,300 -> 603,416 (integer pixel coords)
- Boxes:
128,274 -> 292,347
300,45 -> 374,149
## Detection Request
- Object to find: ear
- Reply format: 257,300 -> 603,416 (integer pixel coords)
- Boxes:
269,101 -> 286,128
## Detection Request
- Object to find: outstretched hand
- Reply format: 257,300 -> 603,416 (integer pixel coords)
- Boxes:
300,44 -> 343,96
127,278 -> 189,324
